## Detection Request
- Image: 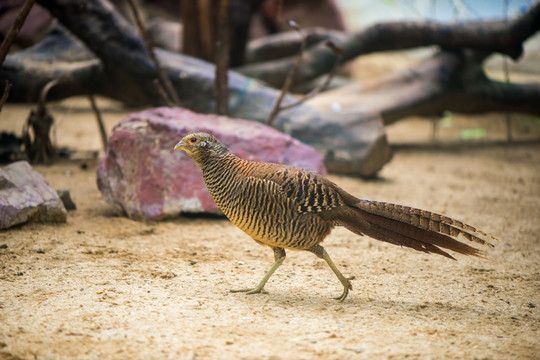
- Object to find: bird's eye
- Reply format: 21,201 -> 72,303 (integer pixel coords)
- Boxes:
190,137 -> 197,143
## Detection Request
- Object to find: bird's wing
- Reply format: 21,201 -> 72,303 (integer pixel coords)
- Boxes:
252,164 -> 347,214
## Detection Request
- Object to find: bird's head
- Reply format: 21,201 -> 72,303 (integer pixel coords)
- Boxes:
174,132 -> 229,164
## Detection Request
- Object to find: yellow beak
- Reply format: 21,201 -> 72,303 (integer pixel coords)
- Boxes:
174,140 -> 184,150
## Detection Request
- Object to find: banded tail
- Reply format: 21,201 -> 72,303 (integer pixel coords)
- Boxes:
337,200 -> 496,260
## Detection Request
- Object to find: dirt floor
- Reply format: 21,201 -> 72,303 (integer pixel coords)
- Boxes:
0,96 -> 539,360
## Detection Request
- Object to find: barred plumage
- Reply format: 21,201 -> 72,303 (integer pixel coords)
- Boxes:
175,132 -> 497,301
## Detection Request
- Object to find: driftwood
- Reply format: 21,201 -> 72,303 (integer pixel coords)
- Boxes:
1,0 -> 390,176
238,3 -> 540,87
1,0 -> 540,176
308,50 -> 540,126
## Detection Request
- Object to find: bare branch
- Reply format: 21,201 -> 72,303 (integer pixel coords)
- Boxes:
309,50 -> 540,127
214,0 -> 230,115
125,0 -> 180,106
279,40 -> 342,111
267,21 -> 307,126
267,35 -> 342,126
238,3 -> 540,87
0,0 -> 35,66
0,81 -> 12,111
87,94 -> 107,152
152,79 -> 174,107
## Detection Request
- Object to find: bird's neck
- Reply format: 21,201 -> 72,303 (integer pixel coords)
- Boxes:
199,152 -> 237,175
199,152 -> 246,205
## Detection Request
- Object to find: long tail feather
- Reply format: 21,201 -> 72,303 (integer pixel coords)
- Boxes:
355,200 -> 497,248
338,213 -> 457,259
334,200 -> 496,259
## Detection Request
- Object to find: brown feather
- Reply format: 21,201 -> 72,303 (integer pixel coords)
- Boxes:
350,208 -> 487,258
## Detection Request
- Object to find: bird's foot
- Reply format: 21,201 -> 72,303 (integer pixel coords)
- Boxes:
334,276 -> 355,302
230,286 -> 268,295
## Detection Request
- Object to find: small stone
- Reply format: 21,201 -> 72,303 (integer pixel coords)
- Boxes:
36,248 -> 45,254
160,271 -> 177,279
57,189 -> 77,210
0,161 -> 67,229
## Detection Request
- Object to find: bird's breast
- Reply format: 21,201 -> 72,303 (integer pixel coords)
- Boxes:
201,160 -> 332,249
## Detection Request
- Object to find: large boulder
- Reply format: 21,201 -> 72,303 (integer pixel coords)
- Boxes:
97,107 -> 326,220
0,161 -> 67,229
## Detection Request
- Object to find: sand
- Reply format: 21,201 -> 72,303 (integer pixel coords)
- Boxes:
0,97 -> 539,360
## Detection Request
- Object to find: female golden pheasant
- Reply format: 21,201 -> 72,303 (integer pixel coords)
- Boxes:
174,132 -> 496,301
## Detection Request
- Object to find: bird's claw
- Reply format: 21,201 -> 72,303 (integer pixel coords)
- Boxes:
230,286 -> 268,295
334,276 -> 355,302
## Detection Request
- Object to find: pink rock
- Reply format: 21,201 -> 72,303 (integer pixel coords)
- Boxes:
97,107 -> 326,220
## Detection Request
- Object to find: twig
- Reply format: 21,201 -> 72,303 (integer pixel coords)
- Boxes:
0,0 -> 35,66
37,79 -> 59,114
279,40 -> 342,111
152,79 -> 173,107
23,79 -> 58,163
125,0 -> 181,106
87,93 -> 108,151
267,20 -> 306,126
41,77 -> 108,153
503,0 -> 512,142
0,81 -> 12,112
266,29 -> 342,126
214,0 -> 230,115
70,80 -> 108,152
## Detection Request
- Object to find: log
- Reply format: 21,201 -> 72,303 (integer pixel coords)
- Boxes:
308,50 -> 540,125
0,0 -> 390,177
237,3 -> 540,87
3,0 -> 540,177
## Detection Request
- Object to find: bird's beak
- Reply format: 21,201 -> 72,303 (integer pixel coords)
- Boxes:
174,140 -> 184,151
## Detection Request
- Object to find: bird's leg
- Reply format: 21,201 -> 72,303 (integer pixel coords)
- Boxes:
308,245 -> 355,302
230,247 -> 286,295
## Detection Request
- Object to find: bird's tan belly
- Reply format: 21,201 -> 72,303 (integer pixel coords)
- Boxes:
219,198 -> 332,250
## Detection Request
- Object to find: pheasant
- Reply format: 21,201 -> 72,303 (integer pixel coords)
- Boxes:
174,132 -> 496,301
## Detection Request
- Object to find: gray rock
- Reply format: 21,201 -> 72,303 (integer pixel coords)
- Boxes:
97,107 -> 326,220
0,161 -> 67,229
57,189 -> 77,210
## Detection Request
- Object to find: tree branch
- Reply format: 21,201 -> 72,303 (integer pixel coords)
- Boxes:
237,3 -> 540,87
125,0 -> 180,106
214,0 -> 230,115
0,0 -> 35,66
307,50 -> 540,126
36,0 -> 165,106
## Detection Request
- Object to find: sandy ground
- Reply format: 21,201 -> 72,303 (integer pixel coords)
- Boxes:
0,95 -> 539,360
